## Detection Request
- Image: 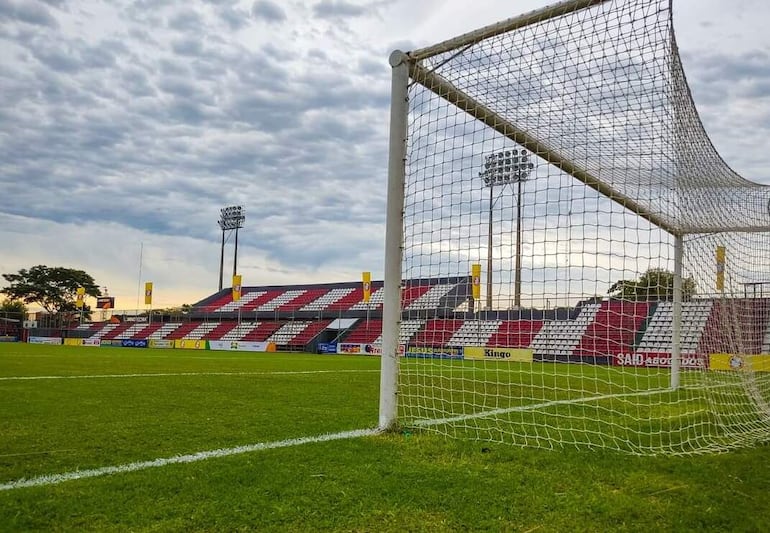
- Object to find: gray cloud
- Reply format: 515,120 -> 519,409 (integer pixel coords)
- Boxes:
312,0 -> 368,19
0,0 -> 58,27
251,0 -> 286,23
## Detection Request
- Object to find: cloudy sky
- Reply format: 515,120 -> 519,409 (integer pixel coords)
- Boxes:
1,0 -> 769,310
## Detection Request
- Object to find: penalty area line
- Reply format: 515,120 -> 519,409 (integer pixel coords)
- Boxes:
0,428 -> 379,491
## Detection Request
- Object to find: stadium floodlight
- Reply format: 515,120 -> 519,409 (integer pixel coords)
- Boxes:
217,205 -> 246,292
479,150 -> 535,310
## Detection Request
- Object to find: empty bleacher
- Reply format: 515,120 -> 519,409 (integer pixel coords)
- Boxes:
349,288 -> 385,311
447,320 -> 501,347
404,284 -> 456,311
487,320 -> 543,348
343,319 -> 382,344
370,319 -> 425,346
300,287 -> 356,312
218,321 -> 259,341
637,300 -> 712,354
269,319 -> 332,348
326,287 -> 370,311
575,301 -> 650,358
99,322 -> 135,340
241,321 -> 282,341
532,303 -> 601,359
411,319 -> 465,347
205,322 -> 239,341
276,289 -> 329,312
182,322 -> 220,340
148,323 -> 182,340
114,322 -> 153,340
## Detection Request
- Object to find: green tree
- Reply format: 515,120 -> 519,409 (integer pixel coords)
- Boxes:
1,265 -> 101,318
0,298 -> 28,321
608,268 -> 696,301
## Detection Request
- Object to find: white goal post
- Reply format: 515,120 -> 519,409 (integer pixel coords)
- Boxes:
380,0 -> 770,454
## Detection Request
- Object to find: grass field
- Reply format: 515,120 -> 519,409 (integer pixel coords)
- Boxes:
1,343 -> 769,531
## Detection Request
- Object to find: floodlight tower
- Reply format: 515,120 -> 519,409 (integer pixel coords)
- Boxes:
217,205 -> 246,291
479,150 -> 535,310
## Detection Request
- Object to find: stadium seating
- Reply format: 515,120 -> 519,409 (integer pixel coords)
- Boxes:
403,284 -> 455,310
182,322 -> 221,340
531,304 -> 601,359
411,319 -> 465,347
447,320 -> 502,347
343,319 -> 382,344
204,322 -> 239,340
147,323 -> 183,339
198,292 -> 236,312
487,320 -> 544,348
349,288 -> 385,311
275,289 -> 329,312
324,287 -> 370,311
636,300 -> 712,354
240,321 -> 282,341
300,287 -> 356,312
574,301 -> 650,358
267,319 -> 332,348
99,322 -> 135,340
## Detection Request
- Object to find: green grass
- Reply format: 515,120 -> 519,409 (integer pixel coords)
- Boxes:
1,343 -> 769,532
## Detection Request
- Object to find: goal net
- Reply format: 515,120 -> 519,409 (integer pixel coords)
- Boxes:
379,0 -> 770,454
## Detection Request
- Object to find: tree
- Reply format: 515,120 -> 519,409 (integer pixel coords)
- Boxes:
0,298 -> 28,320
608,268 -> 696,301
1,265 -> 101,316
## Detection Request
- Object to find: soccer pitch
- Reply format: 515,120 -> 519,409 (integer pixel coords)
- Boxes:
1,344 -> 768,531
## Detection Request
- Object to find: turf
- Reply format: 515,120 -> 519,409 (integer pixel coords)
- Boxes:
1,343 -> 768,531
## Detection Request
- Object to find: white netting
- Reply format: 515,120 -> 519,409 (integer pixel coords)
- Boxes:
388,0 -> 770,454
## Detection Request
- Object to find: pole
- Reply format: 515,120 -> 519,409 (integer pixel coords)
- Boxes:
486,183 -> 494,311
514,178 -> 523,308
233,226 -> 239,279
671,234 -> 683,389
218,229 -> 225,292
380,50 -> 408,431
136,242 -> 143,310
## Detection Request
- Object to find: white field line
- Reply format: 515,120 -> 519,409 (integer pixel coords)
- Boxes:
0,369 -> 378,381
0,428 -> 379,491
412,387 -> 675,427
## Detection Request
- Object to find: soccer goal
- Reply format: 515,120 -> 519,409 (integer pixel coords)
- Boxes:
379,0 -> 770,454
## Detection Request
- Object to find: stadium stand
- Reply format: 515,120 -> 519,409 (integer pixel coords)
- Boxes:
300,287 -> 356,312
411,319 -> 466,347
342,319 -> 382,344
241,321 -> 282,341
636,300 -> 713,354
204,321 -> 238,340
532,303 -> 601,361
447,320 -> 501,347
55,275 -> 770,357
574,301 -> 651,359
487,320 -> 543,348
94,322 -> 132,340
147,323 -> 182,340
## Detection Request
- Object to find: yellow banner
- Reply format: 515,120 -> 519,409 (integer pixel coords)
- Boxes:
76,287 -> 85,309
144,282 -> 153,305
64,338 -> 84,346
362,271 -> 371,302
232,274 -> 242,302
174,339 -> 208,350
471,264 -> 481,300
709,353 -> 770,372
464,346 -> 533,362
716,246 -> 725,291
